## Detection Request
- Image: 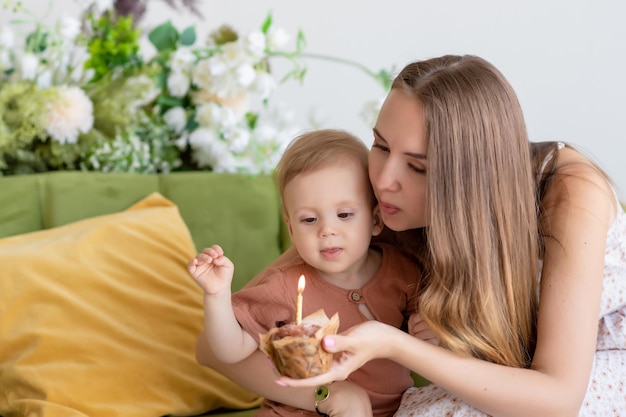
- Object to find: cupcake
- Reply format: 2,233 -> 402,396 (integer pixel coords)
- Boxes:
259,309 -> 340,379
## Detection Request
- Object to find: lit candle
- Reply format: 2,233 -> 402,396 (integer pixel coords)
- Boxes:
296,275 -> 306,324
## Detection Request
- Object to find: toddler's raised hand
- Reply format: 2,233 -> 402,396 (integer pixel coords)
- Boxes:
187,244 -> 235,295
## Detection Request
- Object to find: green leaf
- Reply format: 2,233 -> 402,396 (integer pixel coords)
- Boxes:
261,13 -> 272,34
179,26 -> 196,46
245,112 -> 258,129
156,95 -> 183,108
148,21 -> 179,52
25,29 -> 48,53
296,29 -> 306,52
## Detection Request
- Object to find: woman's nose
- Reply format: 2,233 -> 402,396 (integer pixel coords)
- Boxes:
374,160 -> 401,192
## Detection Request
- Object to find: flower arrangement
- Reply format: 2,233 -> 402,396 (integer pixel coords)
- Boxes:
0,0 -> 391,175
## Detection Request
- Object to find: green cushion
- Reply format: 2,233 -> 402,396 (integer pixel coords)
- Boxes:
0,175 -> 42,238
0,172 -> 287,293
159,172 -> 284,292
42,171 -> 159,228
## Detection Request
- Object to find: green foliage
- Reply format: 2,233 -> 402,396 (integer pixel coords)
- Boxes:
81,114 -> 182,174
84,12 -> 142,82
149,21 -> 180,52
210,25 -> 238,45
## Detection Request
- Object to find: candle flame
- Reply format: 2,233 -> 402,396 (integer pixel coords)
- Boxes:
298,275 -> 306,292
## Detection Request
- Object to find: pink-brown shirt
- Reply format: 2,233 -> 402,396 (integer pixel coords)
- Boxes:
233,243 -> 421,417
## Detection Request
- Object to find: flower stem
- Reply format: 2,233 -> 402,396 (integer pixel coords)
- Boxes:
300,52 -> 379,79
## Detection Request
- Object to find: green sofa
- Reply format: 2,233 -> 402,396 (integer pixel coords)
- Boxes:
0,171 -> 427,417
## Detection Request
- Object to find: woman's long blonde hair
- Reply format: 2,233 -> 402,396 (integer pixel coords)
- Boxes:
395,55 -> 539,367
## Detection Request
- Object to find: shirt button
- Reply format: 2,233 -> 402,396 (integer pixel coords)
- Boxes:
349,291 -> 362,302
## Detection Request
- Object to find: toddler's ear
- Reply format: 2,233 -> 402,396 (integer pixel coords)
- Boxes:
371,205 -> 384,236
284,215 -> 294,237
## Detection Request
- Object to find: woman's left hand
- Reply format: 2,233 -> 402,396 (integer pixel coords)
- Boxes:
408,313 -> 440,346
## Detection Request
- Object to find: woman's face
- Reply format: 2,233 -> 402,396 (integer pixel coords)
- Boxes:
369,89 -> 428,231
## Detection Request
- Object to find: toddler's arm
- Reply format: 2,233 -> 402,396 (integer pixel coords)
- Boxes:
188,244 -> 257,363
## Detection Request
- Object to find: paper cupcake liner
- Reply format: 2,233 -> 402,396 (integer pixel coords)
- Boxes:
259,309 -> 340,379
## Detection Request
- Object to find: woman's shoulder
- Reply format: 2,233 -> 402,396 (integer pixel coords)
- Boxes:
543,145 -> 617,228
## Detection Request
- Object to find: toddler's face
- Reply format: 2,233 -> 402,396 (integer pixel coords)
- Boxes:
283,162 -> 377,276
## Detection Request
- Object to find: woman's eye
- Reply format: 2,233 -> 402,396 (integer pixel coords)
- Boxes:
409,164 -> 426,174
372,143 -> 389,153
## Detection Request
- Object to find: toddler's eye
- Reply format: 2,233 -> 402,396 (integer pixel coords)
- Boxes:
338,212 -> 353,219
301,217 -> 316,224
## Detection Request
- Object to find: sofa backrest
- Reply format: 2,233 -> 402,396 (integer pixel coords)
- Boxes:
0,172 -> 290,292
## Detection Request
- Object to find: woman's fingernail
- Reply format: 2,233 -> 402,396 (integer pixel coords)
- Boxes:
323,336 -> 336,348
275,380 -> 287,387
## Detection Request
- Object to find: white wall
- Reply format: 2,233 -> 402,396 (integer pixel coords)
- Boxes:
5,0 -> 626,194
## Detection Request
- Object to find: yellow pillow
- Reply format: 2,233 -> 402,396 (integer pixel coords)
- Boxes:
0,193 -> 261,417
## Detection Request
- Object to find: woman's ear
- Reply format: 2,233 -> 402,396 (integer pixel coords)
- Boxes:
372,205 -> 384,236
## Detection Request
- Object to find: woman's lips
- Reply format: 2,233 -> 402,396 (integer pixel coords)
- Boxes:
379,201 -> 400,215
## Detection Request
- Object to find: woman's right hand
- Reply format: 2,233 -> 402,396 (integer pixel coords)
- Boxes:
276,320 -> 396,388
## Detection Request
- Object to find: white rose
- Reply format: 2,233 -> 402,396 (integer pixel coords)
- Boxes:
267,27 -> 290,51
170,47 -> 195,71
163,107 -> 187,134
244,31 -> 266,57
191,59 -> 214,90
196,102 -> 238,129
252,72 -> 276,100
236,64 -> 256,87
20,53 -> 39,80
58,15 -> 81,41
167,70 -> 190,97
223,127 -> 250,153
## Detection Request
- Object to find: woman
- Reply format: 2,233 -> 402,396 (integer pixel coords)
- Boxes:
197,55 -> 626,416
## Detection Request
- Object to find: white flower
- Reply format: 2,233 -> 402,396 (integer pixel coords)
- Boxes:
127,75 -> 160,111
37,69 -> 53,88
58,15 -> 81,41
0,26 -> 15,49
188,127 -> 217,149
196,102 -> 239,129
20,53 -> 39,80
206,55 -> 228,76
188,127 -> 237,172
221,42 -> 247,63
66,45 -> 92,83
44,86 -> 94,144
223,127 -> 250,153
167,70 -> 190,97
169,47 -> 195,72
76,0 -> 113,17
252,72 -> 276,100
244,31 -> 266,56
267,27 -> 290,51
174,131 -> 189,150
0,51 -> 11,68
236,64 -> 256,87
163,107 -> 187,134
